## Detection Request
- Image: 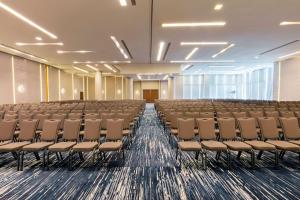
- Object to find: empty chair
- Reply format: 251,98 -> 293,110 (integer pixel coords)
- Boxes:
20,119 -> 61,170
84,113 -> 99,120
265,111 -> 281,128
176,118 -> 202,168
280,111 -> 295,118
238,117 -> 278,167
100,113 -> 115,136
0,119 -> 38,170
0,120 -> 17,146
232,112 -> 247,119
47,119 -> 81,169
279,117 -> 300,147
168,112 -> 182,143
199,112 -> 214,119
249,111 -> 264,128
217,112 -> 232,118
259,117 -> 300,163
197,118 -> 228,169
51,113 -> 66,130
99,119 -> 125,162
68,113 -> 82,120
18,113 -> 33,122
218,118 -> 254,168
34,114 -> 51,131
71,119 -> 101,167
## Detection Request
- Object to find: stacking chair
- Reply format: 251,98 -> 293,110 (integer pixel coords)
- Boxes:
52,113 -> 66,130
280,117 -> 300,147
71,119 -> 101,167
0,120 -> 17,146
238,117 -> 278,167
68,113 -> 82,120
200,112 -> 214,118
34,114 -> 50,132
259,117 -> 300,163
100,113 -> 115,136
47,119 -> 81,169
249,111 -> 264,128
18,113 -> 33,122
99,119 -> 125,162
176,118 -> 202,168
4,114 -> 18,121
20,119 -> 61,170
168,112 -> 182,143
280,111 -> 295,118
84,113 -> 99,120
218,118 -> 254,168
265,111 -> 281,129
0,119 -> 38,170
217,112 -> 232,118
197,118 -> 228,169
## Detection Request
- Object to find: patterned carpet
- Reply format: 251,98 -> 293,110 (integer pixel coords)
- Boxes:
0,104 -> 299,200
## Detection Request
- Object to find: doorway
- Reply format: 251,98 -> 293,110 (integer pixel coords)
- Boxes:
143,89 -> 159,103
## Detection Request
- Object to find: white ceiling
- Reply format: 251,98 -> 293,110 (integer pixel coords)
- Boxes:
0,0 -> 300,75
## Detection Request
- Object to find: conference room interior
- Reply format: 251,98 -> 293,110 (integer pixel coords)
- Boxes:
0,0 -> 300,199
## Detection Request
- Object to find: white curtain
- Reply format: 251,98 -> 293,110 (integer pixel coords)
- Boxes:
179,67 -> 273,100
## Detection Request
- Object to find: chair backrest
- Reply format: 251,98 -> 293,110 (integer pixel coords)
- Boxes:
249,111 -> 264,127
197,118 -> 216,140
85,113 -> 99,120
265,111 -> 280,127
68,113 -> 82,119
18,113 -> 33,121
238,117 -> 258,140
199,112 -> 214,118
4,114 -> 18,121
232,112 -> 247,118
84,119 -> 101,141
100,113 -> 116,129
0,120 -> 17,141
218,118 -> 236,140
62,119 -> 81,141
35,114 -> 50,130
217,112 -> 232,118
258,117 -> 279,140
0,111 -> 5,119
106,119 -> 124,141
280,117 -> 300,140
115,113 -> 131,129
51,113 -> 66,129
18,119 -> 39,141
40,119 -> 61,141
177,118 -> 195,140
280,111 -> 295,118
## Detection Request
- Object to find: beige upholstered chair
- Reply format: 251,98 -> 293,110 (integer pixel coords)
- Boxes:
197,118 -> 228,169
176,118 -> 202,168
71,119 -> 101,167
218,118 -> 254,168
21,119 -> 61,170
0,119 -> 38,170
238,117 -> 278,167
259,117 -> 300,163
280,117 -> 300,146
0,120 -> 17,146
99,119 -> 125,163
47,119 -> 81,169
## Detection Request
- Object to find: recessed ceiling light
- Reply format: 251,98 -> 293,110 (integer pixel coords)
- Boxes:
170,60 -> 235,63
57,50 -> 93,54
185,48 -> 198,60
182,64 -> 193,71
16,42 -> 63,46
73,60 -> 131,64
212,44 -> 235,58
0,2 -> 58,39
157,42 -> 165,61
280,21 -> 300,26
278,51 -> 300,59
104,64 -> 117,73
119,0 -> 127,6
73,66 -> 88,73
181,42 -> 228,46
110,36 -> 129,59
163,75 -> 169,80
162,22 -> 226,28
214,4 -> 223,10
35,37 -> 42,41
86,64 -> 98,72
0,44 -> 48,62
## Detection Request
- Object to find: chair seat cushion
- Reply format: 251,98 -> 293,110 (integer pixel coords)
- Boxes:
123,129 -> 130,136
0,141 -> 31,152
0,140 -> 12,146
178,141 -> 202,151
289,140 -> 300,146
72,142 -> 98,152
223,141 -> 252,151
266,140 -> 300,151
201,140 -> 227,151
48,142 -> 76,152
171,129 -> 178,135
245,140 -> 276,150
99,141 -> 122,151
23,142 -> 54,151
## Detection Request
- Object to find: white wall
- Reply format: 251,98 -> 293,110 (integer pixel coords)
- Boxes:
274,58 -> 300,101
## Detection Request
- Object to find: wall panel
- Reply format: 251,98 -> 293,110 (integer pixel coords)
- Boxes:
0,52 -> 13,104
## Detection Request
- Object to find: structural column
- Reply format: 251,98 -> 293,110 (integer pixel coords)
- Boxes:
128,77 -> 133,99
168,77 -> 174,99
95,71 -> 103,100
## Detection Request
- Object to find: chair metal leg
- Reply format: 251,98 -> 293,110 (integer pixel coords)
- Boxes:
55,152 -> 60,160
21,151 -> 25,171
68,151 -> 72,170
275,150 -> 279,168
79,152 -> 84,161
179,150 -> 182,169
237,151 -> 242,160
202,150 -> 207,170
47,151 -> 50,170
227,150 -> 231,169
175,146 -> 178,160
43,150 -> 46,168
279,151 -> 286,159
17,151 -> 20,171
257,150 -> 263,160
33,152 -> 40,160
216,151 -> 221,160
250,150 -> 255,168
